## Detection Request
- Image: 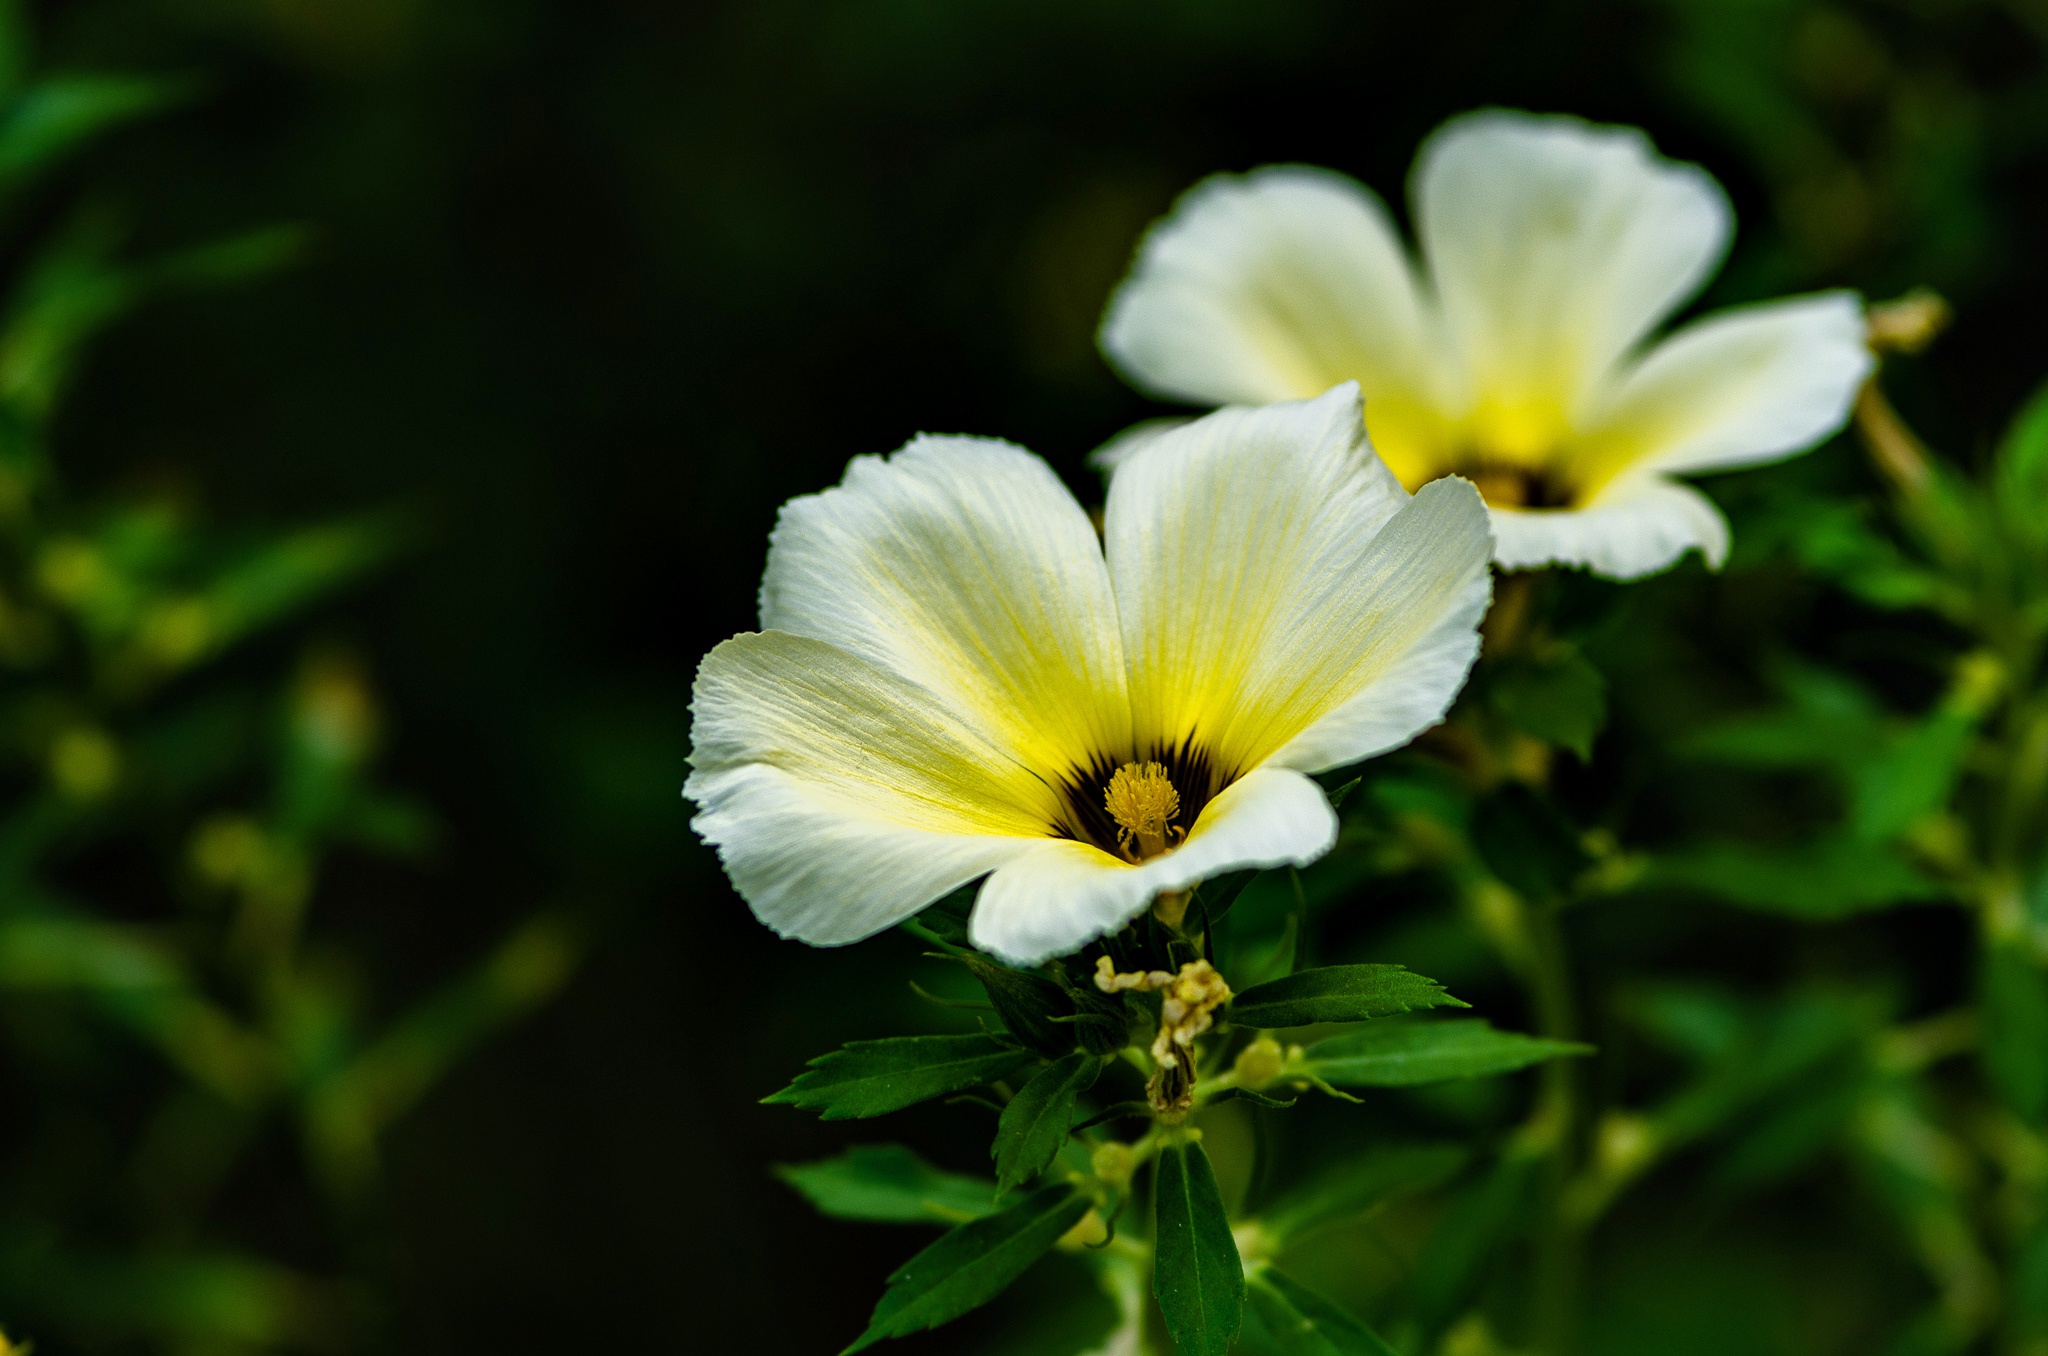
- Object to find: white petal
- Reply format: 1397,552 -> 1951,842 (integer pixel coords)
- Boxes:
1088,417 -> 1192,476
969,768 -> 1337,965
760,435 -> 1130,781
1414,110 -> 1731,431
1489,476 -> 1730,579
1098,167 -> 1448,426
1263,478 -> 1496,773
687,630 -> 1054,948
1105,383 -> 1491,778
1573,292 -> 1871,483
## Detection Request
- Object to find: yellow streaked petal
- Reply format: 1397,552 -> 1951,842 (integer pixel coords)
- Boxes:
687,630 -> 1057,946
1570,291 -> 1871,490
760,435 -> 1130,782
1105,383 -> 1491,778
1099,166 -> 1455,476
969,767 -> 1337,965
1415,111 -> 1731,431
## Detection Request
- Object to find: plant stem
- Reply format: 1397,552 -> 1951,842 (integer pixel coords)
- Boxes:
1524,895 -> 1583,1356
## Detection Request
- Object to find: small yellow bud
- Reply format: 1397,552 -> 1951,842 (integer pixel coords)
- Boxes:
1056,1208 -> 1109,1251
191,815 -> 265,886
35,538 -> 105,604
1866,288 -> 1950,354
49,726 -> 119,800
1594,1112 -> 1659,1179
1231,1037 -> 1285,1090
1090,1140 -> 1136,1188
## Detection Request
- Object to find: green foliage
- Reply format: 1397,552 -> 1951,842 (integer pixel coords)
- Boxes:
1152,1139 -> 1243,1356
842,1182 -> 1091,1353
0,16 -> 576,1346
1297,1018 -> 1591,1088
993,1051 -> 1100,1193
775,1145 -> 998,1225
957,953 -> 1083,1057
1243,1268 -> 1401,1356
1259,1144 -> 1467,1245
1489,646 -> 1608,761
1231,964 -> 1465,1029
1980,937 -> 2048,1122
764,1034 -> 1035,1121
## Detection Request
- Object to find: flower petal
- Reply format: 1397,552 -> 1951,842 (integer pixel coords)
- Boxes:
1414,110 -> 1731,436
1572,292 -> 1871,484
1097,166 -> 1449,462
1105,383 -> 1491,778
760,435 -> 1130,781
969,767 -> 1337,965
687,630 -> 1055,948
1489,475 -> 1730,579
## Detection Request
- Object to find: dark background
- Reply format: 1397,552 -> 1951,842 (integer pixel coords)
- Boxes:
22,0 -> 2048,1348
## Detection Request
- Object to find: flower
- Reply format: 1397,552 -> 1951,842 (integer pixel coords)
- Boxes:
686,384 -> 1492,965
1098,109 -> 1874,580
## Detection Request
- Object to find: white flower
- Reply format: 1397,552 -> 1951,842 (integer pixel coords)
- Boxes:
686,385 -> 1491,966
1099,109 -> 1874,580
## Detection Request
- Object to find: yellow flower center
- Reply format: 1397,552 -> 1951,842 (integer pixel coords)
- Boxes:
1103,760 -> 1181,860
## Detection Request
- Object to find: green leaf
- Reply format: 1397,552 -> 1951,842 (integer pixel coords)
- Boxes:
1471,783 -> 1590,901
1261,1143 -> 1465,1244
1195,868 -> 1261,925
1996,377 -> 2048,554
0,74 -> 194,195
1298,1018 -> 1591,1088
1411,1154 -> 1538,1328
764,1035 -> 1035,1121
1153,1140 -> 1243,1356
1849,707 -> 1977,842
1644,836 -> 1946,917
775,1144 -> 998,1225
1243,1268 -> 1400,1356
1489,648 -> 1607,761
1231,965 -> 1465,1029
993,1051 -> 1100,1192
956,954 -> 1077,1057
1982,938 -> 2048,1122
843,1182 -> 1090,1352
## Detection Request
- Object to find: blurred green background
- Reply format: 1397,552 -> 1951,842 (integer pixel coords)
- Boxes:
6,0 -> 2048,1352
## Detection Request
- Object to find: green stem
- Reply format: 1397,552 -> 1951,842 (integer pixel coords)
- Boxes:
1524,895 -> 1583,1356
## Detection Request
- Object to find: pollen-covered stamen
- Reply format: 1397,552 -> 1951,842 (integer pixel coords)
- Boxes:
1104,760 -> 1182,860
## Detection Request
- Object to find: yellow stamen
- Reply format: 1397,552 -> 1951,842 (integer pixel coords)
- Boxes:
1104,760 -> 1180,860
1093,958 -> 1232,1120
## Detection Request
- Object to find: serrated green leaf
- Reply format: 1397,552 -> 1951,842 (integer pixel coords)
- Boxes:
956,954 -> 1076,1057
1298,1018 -> 1590,1088
993,1051 -> 1099,1192
1261,1143 -> 1465,1244
1982,938 -> 2048,1121
1231,965 -> 1465,1029
764,1035 -> 1034,1121
1153,1140 -> 1243,1356
843,1182 -> 1089,1352
1489,648 -> 1607,761
775,1144 -> 997,1225
1644,837 -> 1946,917
1243,1268 -> 1400,1356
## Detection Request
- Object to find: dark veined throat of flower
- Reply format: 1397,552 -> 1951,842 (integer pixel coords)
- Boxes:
685,383 -> 1494,967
